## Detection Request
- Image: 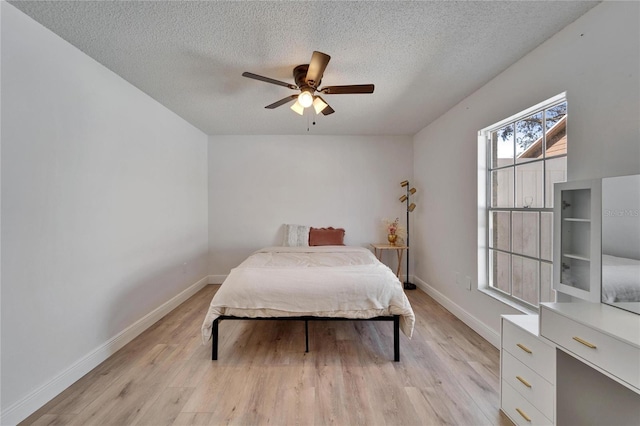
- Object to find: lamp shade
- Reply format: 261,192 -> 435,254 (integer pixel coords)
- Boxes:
410,188 -> 417,195
312,97 -> 328,114
408,203 -> 416,212
399,195 -> 408,202
290,101 -> 305,115
400,180 -> 409,187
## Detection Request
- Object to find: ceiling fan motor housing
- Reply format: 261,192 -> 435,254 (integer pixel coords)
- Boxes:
294,64 -> 317,90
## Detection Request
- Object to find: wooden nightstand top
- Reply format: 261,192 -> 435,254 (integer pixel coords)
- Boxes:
370,243 -> 408,250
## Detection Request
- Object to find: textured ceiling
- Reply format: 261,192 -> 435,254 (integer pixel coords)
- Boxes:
9,1 -> 598,136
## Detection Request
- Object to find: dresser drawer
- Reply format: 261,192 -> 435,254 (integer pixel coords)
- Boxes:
540,307 -> 640,390
502,350 -> 554,420
502,319 -> 555,383
502,380 -> 553,426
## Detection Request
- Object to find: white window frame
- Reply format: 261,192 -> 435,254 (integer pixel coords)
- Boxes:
477,92 -> 567,312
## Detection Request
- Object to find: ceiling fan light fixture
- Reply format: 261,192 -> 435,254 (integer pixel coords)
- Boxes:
290,101 -> 305,115
241,51 -> 373,117
298,90 -> 314,108
312,96 -> 328,114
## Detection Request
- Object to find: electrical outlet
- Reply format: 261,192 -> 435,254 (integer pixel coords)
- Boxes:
464,276 -> 472,291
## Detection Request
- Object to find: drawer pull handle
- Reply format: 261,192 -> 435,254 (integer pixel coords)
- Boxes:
516,375 -> 532,388
516,343 -> 532,354
572,336 -> 597,349
516,408 -> 532,422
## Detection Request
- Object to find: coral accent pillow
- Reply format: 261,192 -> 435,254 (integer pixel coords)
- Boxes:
309,227 -> 346,246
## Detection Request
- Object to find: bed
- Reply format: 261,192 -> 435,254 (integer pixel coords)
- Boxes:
201,245 -> 415,361
601,254 -> 640,303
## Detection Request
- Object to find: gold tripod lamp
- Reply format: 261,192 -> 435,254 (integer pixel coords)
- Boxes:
400,180 -> 417,290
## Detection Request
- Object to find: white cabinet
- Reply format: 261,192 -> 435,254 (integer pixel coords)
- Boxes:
539,302 -> 640,426
540,302 -> 640,392
501,315 -> 555,425
553,179 -> 601,302
502,381 -> 552,426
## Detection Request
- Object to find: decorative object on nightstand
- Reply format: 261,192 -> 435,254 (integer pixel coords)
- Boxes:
384,217 -> 403,246
399,180 -> 417,290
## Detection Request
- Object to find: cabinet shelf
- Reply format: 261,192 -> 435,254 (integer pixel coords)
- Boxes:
563,253 -> 590,261
564,218 -> 591,223
554,179 -> 602,302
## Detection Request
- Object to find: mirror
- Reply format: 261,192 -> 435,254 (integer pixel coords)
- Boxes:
601,174 -> 640,314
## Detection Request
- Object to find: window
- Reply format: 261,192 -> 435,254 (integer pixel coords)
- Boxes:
479,94 -> 567,309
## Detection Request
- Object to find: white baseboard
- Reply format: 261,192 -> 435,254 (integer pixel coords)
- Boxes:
208,274 -> 226,284
1,276 -> 209,426
413,276 -> 500,348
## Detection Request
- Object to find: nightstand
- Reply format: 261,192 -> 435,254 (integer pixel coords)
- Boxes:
370,243 -> 408,278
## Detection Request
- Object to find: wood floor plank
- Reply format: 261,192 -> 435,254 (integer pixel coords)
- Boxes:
28,414 -> 76,426
404,386 -> 451,425
20,284 -> 511,426
67,377 -> 164,425
171,412 -> 214,426
131,387 -> 195,426
313,365 -> 347,425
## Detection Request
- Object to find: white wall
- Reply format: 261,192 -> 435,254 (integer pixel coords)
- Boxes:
0,0 -> 4,417
208,135 -> 413,278
1,3 -> 209,423
412,1 -> 640,341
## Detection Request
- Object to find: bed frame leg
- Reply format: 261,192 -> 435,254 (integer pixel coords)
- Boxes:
304,320 -> 309,353
393,315 -> 400,362
212,319 -> 219,360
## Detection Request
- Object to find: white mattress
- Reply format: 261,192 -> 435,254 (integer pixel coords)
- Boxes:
602,254 -> 640,303
201,246 -> 415,343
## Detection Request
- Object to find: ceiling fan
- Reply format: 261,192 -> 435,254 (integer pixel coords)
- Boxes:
242,51 -> 374,116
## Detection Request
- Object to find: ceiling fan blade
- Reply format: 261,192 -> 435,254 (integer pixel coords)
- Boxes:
316,96 -> 335,115
320,84 -> 375,94
305,51 -> 331,87
242,72 -> 297,90
265,95 -> 298,109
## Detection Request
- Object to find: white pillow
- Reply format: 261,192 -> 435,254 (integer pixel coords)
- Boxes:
282,224 -> 310,247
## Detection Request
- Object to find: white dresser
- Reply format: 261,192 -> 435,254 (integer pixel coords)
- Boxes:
500,176 -> 640,425
502,304 -> 640,426
500,315 -> 555,425
540,302 -> 640,426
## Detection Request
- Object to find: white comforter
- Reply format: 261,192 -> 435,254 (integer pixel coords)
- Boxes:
602,254 -> 640,303
201,246 -> 415,343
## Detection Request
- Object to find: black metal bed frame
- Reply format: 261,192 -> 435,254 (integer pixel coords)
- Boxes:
211,315 -> 401,362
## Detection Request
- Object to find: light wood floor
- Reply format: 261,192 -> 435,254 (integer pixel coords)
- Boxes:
21,285 -> 512,426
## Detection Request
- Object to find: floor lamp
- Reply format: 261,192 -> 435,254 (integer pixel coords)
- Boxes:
400,180 -> 417,290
